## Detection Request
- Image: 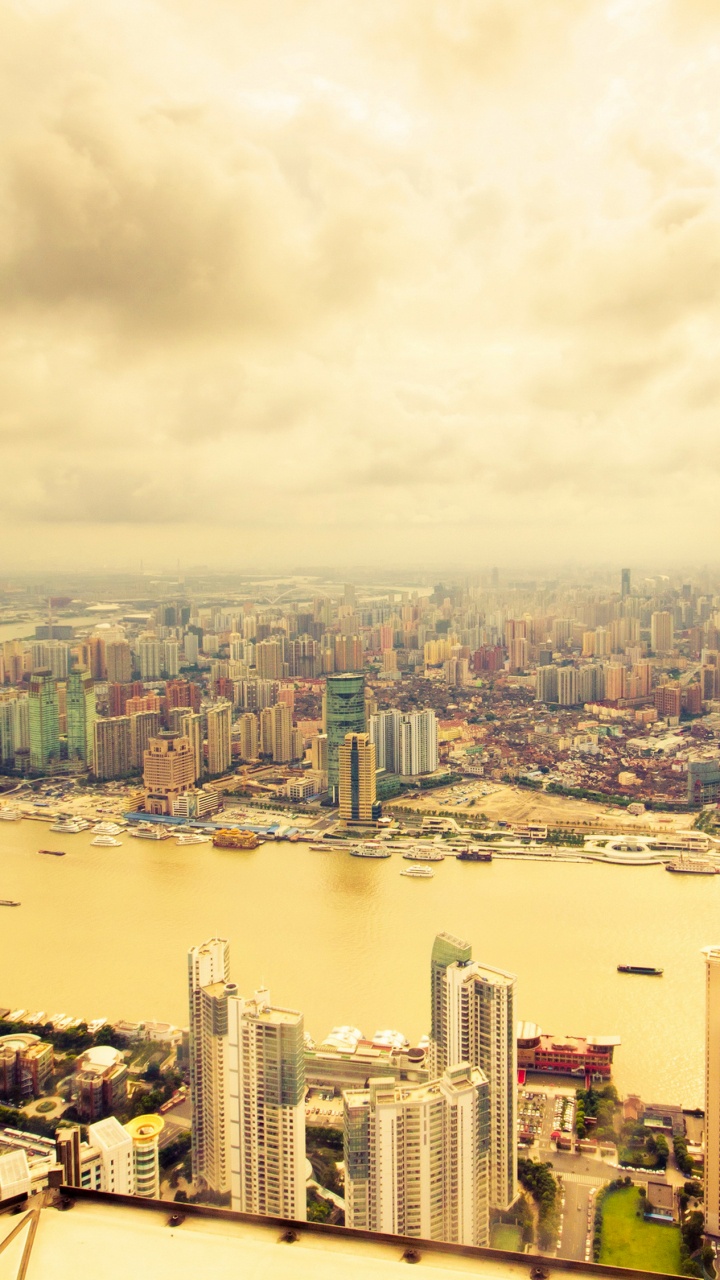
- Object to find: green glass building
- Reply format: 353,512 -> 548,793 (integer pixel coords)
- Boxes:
28,670 -> 61,772
325,672 -> 365,797
66,668 -> 96,765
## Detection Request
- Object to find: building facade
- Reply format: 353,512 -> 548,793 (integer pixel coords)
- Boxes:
344,1064 -> 490,1246
429,933 -> 517,1212
325,673 -> 366,797
338,731 -> 378,822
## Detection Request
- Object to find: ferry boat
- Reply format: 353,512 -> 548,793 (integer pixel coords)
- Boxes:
92,822 -> 122,836
665,857 -> 719,876
38,849 -> 66,857
402,848 -> 444,863
350,843 -> 392,859
457,847 -> 493,862
176,833 -> 211,846
0,899 -> 20,906
128,823 -> 172,841
617,965 -> 663,976
91,835 -> 122,847
0,808 -> 21,821
50,818 -> 90,834
401,865 -> 434,879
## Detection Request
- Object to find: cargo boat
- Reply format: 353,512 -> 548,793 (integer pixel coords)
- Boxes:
38,849 -> 66,857
457,848 -> 493,862
617,965 -> 663,976
0,899 -> 20,906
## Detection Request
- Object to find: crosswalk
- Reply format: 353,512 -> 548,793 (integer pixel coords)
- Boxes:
557,1171 -> 611,1187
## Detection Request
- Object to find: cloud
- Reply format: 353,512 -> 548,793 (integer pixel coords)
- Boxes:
1,0 -> 719,567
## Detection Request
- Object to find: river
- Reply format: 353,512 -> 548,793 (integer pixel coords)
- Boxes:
0,820 -> 714,1106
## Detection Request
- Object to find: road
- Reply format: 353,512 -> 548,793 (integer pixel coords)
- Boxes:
559,1179 -> 592,1262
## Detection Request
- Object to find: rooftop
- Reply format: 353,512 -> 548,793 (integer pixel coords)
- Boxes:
0,1189 -> 685,1280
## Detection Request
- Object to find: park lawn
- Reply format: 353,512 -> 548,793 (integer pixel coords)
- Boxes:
491,1224 -> 523,1252
600,1187 -> 682,1275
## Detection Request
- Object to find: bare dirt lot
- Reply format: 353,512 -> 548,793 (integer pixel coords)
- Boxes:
388,782 -> 694,834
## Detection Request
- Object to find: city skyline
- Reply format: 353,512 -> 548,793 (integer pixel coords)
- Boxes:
2,2 -> 720,569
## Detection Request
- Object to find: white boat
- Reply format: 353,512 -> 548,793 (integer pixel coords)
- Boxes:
401,865 -> 434,878
128,823 -> 172,841
92,822 -> 122,836
91,835 -> 122,847
176,833 -> 211,846
350,844 -> 392,859
402,848 -> 444,863
50,818 -> 90,833
0,808 -> 21,821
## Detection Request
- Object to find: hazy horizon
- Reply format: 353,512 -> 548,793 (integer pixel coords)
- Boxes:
3,0 -> 720,569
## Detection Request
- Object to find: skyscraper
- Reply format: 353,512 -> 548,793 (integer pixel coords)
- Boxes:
399,709 -> 438,776
429,932 -> 517,1212
66,669 -> 96,766
93,716 -> 133,780
143,732 -> 196,815
705,947 -> 720,1236
621,567 -> 631,598
338,732 -> 378,822
187,940 -> 306,1218
344,1065 -> 490,1245
105,640 -> 132,684
188,938 -> 231,1192
368,708 -> 402,773
227,989 -> 306,1219
651,611 -> 674,654
325,672 -> 365,797
206,701 -> 232,775
28,671 -> 60,771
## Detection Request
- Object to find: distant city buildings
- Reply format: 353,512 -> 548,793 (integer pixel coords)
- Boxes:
705,947 -> 720,1237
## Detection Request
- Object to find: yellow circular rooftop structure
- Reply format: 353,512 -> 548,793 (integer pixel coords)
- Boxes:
125,1114 -> 164,1143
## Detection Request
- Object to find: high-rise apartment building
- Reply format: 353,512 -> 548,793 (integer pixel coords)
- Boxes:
187,940 -> 306,1218
399,709 -> 438,776
338,732 -> 378,822
28,671 -> 60,771
705,947 -> 720,1236
65,669 -> 96,766
325,673 -> 366,796
130,710 -> 162,769
255,638 -> 286,681
535,665 -> 558,704
369,709 -> 402,773
344,1065 -> 490,1246
138,634 -> 164,681
105,640 -> 133,684
269,702 -> 293,763
429,932 -> 517,1212
206,701 -> 232,776
651,611 -> 674,654
93,716 -> 133,780
239,712 -> 258,760
556,666 -> 578,707
188,938 -> 231,1192
227,989 -> 306,1219
603,663 -> 626,702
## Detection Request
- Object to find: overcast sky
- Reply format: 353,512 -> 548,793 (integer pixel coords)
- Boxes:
2,0 -> 719,572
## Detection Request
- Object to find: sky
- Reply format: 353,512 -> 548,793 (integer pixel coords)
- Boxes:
2,0 -> 720,571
